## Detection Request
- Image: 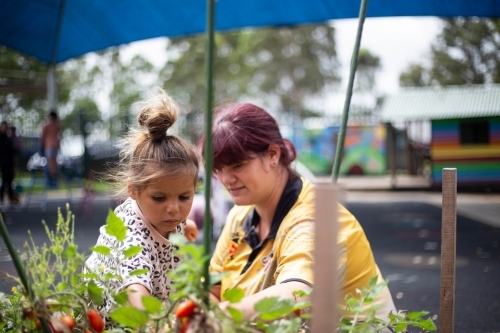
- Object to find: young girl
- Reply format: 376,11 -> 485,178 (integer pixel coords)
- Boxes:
85,91 -> 200,319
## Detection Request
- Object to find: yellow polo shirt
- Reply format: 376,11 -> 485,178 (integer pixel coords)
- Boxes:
210,178 -> 395,318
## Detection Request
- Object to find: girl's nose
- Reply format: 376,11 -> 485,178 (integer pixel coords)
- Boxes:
166,200 -> 179,214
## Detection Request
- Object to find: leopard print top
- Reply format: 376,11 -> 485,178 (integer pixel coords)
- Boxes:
85,197 -> 185,317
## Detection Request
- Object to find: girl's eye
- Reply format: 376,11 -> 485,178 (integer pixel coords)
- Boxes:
179,196 -> 191,201
152,196 -> 165,202
233,163 -> 243,170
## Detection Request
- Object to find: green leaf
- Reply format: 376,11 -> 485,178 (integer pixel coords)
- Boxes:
394,323 -> 408,332
368,275 -> 378,288
226,307 -> 243,322
109,306 -> 149,328
141,296 -> 163,314
417,318 -> 437,331
79,273 -> 99,279
64,244 -> 77,257
209,272 -> 229,286
90,245 -> 111,256
254,297 -> 295,321
406,311 -> 428,320
113,291 -> 130,305
265,318 -> 301,333
122,245 -> 142,258
56,282 -> 68,291
87,280 -> 104,305
223,288 -> 245,303
106,210 -> 128,242
104,273 -> 123,280
129,268 -> 149,277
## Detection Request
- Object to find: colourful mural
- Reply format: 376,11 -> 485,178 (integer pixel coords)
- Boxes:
431,117 -> 500,186
288,125 -> 387,176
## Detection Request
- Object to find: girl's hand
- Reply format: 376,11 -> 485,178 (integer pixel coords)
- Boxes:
184,219 -> 198,242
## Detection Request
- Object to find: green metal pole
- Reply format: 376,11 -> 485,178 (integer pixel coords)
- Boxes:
202,0 -> 215,303
331,0 -> 369,182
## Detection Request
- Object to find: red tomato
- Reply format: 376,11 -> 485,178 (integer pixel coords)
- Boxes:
175,300 -> 197,319
60,315 -> 75,330
87,310 -> 104,333
293,308 -> 301,317
180,320 -> 189,333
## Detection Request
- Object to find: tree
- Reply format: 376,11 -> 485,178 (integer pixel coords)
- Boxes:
355,48 -> 381,93
399,18 -> 500,87
160,24 -> 340,141
0,47 -> 50,133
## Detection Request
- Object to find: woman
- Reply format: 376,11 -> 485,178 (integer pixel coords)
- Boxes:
207,103 -> 395,320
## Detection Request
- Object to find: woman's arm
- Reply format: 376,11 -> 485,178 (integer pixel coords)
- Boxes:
219,281 -> 311,320
126,284 -> 151,310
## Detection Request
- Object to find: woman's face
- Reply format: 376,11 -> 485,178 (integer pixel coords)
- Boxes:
129,174 -> 196,238
216,150 -> 281,206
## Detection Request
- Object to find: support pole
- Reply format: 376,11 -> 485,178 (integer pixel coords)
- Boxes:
331,0 -> 369,182
439,168 -> 457,333
46,65 -> 57,112
312,184 -> 339,332
202,0 -> 215,303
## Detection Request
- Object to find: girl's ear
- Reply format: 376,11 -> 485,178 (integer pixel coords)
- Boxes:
128,182 -> 138,200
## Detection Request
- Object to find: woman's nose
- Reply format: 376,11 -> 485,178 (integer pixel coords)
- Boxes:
218,169 -> 234,187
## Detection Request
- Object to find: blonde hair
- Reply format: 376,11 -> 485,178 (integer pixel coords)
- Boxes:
112,90 -> 200,194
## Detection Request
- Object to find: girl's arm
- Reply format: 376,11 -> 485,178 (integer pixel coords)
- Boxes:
126,284 -> 151,310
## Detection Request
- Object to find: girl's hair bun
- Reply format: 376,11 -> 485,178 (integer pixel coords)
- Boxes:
137,91 -> 179,141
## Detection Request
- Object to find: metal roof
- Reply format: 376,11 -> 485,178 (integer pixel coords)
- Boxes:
379,84 -> 500,122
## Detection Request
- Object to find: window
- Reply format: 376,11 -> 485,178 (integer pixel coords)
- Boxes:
460,120 -> 490,144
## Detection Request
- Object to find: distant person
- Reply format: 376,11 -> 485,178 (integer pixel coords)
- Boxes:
10,126 -> 23,168
0,121 -> 16,206
40,110 -> 61,187
85,90 -> 199,328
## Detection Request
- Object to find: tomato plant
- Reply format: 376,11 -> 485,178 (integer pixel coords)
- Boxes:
87,309 -> 104,333
175,300 -> 197,319
60,315 -> 75,330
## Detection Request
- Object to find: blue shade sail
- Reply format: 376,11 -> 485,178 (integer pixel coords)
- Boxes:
1,0 -> 500,64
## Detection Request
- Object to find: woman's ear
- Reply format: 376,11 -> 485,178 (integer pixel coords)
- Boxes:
268,145 -> 281,166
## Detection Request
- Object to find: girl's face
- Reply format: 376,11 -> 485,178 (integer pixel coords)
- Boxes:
129,174 -> 196,238
216,148 -> 281,207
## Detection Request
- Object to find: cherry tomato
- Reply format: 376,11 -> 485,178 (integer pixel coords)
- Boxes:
293,308 -> 301,317
60,315 -> 75,330
180,320 -> 189,333
87,309 -> 104,333
175,300 -> 197,319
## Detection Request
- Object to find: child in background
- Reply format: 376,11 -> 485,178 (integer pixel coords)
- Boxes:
85,90 -> 199,320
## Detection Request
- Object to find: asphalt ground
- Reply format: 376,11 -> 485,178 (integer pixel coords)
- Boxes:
0,192 -> 498,332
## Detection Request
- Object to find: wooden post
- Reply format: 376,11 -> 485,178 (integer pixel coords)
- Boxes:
312,183 -> 339,332
439,168 -> 457,333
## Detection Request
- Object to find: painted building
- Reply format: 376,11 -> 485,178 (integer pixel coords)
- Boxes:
287,124 -> 387,176
380,84 -> 500,187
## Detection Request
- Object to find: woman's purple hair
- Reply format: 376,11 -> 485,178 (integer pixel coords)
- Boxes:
207,103 -> 296,174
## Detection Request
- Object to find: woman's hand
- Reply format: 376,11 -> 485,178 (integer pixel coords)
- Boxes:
184,219 -> 199,242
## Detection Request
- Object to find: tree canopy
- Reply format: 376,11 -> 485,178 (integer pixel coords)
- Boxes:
160,24 -> 341,139
399,17 -> 500,87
